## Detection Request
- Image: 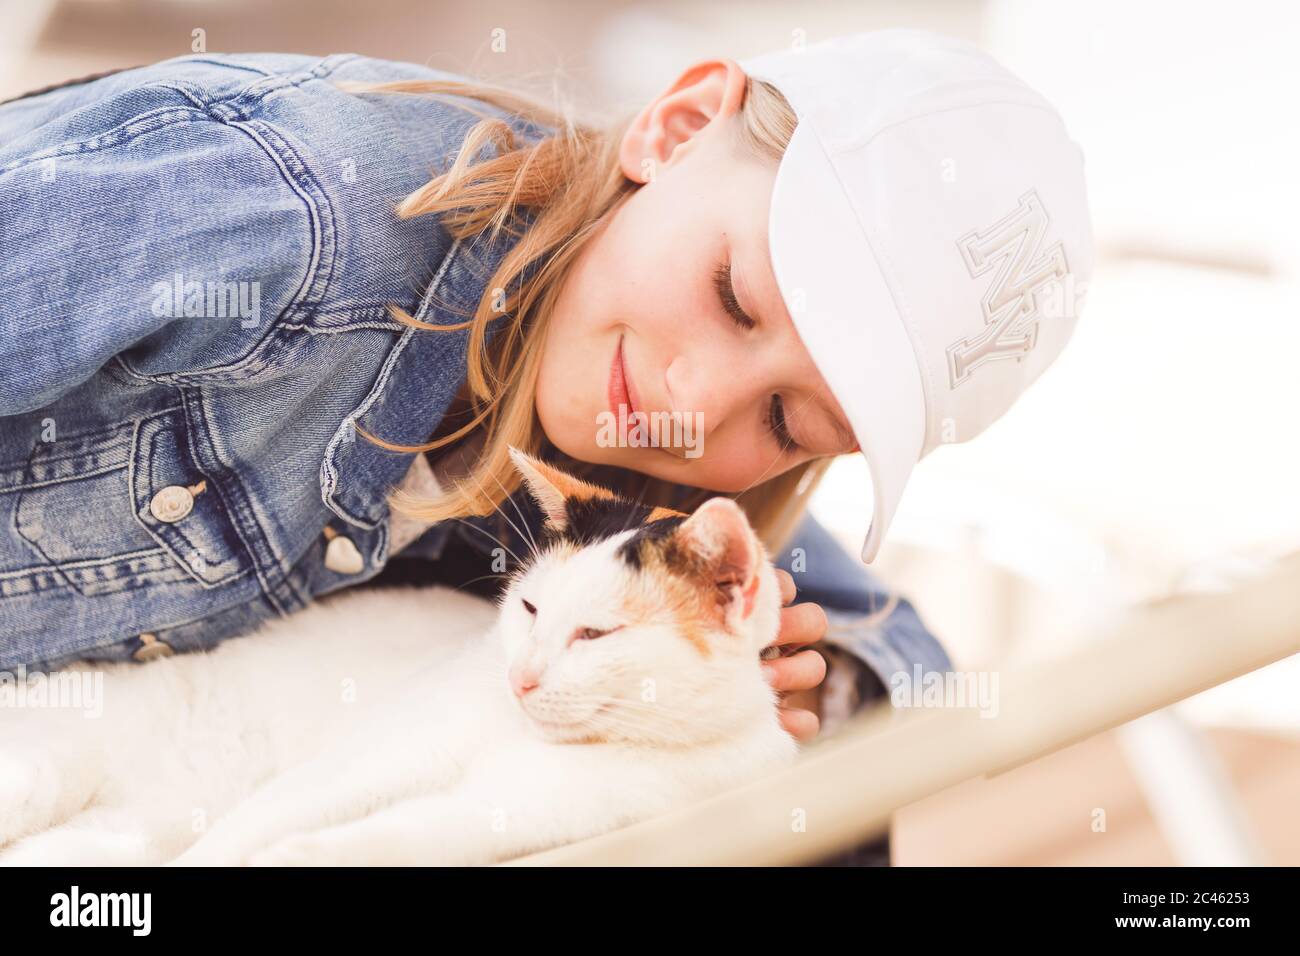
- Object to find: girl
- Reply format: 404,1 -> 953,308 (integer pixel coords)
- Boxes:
0,30 -> 1088,747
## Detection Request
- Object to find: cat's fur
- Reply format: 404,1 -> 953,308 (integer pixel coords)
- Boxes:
0,448 -> 796,865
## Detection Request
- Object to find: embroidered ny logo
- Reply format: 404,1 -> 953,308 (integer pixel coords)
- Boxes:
946,190 -> 1068,387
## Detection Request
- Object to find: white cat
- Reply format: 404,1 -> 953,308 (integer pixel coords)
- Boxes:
0,448 -> 797,866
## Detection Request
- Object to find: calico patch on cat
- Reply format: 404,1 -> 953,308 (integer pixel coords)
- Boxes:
509,448 -> 764,654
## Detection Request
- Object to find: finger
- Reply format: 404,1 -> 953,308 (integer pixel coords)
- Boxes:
774,568 -> 797,605
762,649 -> 827,694
770,601 -> 828,648
778,707 -> 820,742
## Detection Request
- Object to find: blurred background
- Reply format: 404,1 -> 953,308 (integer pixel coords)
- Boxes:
4,0 -> 1298,865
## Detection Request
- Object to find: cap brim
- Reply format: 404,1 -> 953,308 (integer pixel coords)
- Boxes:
766,122 -> 927,563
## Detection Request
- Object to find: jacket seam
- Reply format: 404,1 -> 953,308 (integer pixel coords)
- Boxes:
113,117 -> 337,382
0,546 -> 167,582
2,100 -> 333,385
0,105 -> 210,176
191,54 -> 362,118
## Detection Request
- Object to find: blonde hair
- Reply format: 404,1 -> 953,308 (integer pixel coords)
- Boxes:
344,73 -> 832,556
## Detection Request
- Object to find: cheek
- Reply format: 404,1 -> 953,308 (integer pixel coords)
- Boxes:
594,190 -> 711,339
498,618 -> 528,659
551,641 -> 632,693
538,648 -> 591,697
681,452 -> 767,493
496,593 -> 541,650
533,321 -> 602,457
533,349 -> 573,430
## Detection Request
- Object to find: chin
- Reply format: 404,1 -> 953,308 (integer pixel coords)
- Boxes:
530,719 -> 604,745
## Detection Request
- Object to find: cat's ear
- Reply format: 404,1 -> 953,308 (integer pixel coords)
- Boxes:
673,497 -> 763,625
507,445 -> 617,533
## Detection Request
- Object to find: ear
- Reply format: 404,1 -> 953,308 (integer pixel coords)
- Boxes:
673,497 -> 763,626
618,59 -> 748,184
506,445 -> 618,533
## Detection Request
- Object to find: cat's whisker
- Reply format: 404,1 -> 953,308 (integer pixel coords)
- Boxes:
451,572 -> 511,594
461,466 -> 541,569
485,469 -> 542,564
448,516 -> 526,568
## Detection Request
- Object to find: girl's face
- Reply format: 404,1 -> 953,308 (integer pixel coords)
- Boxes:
536,61 -> 858,494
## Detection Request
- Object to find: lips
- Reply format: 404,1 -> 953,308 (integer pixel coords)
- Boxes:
608,333 -> 640,418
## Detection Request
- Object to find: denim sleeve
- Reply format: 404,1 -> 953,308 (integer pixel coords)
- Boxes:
0,90 -> 313,416
774,511 -> 953,685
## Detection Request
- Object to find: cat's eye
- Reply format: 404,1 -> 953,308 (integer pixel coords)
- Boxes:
572,626 -> 620,642
521,599 -> 537,615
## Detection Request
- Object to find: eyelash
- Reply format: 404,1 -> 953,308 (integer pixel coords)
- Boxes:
713,263 -> 754,331
766,395 -> 799,454
714,262 -> 799,454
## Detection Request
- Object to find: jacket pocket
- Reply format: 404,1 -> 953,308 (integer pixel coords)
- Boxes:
128,408 -> 250,586
8,408 -> 251,597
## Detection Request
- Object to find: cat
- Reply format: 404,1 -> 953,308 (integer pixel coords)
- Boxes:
0,447 -> 797,866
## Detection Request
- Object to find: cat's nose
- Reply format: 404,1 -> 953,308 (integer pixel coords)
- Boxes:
510,665 -> 541,698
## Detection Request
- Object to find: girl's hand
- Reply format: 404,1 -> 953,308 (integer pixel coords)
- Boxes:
762,568 -> 828,742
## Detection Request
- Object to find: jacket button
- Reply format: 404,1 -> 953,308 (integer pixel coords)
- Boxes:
133,633 -> 174,662
324,532 -> 365,574
150,485 -> 194,523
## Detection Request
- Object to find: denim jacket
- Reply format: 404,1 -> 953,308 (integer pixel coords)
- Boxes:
0,52 -> 950,687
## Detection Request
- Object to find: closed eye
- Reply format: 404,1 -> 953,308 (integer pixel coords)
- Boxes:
571,625 -> 623,643
766,394 -> 800,454
714,261 -> 801,454
713,261 -> 755,330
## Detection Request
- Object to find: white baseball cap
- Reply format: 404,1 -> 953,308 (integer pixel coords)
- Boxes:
741,30 -> 1094,562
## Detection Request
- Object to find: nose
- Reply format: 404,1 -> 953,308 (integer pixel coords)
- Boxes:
509,664 -> 541,698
